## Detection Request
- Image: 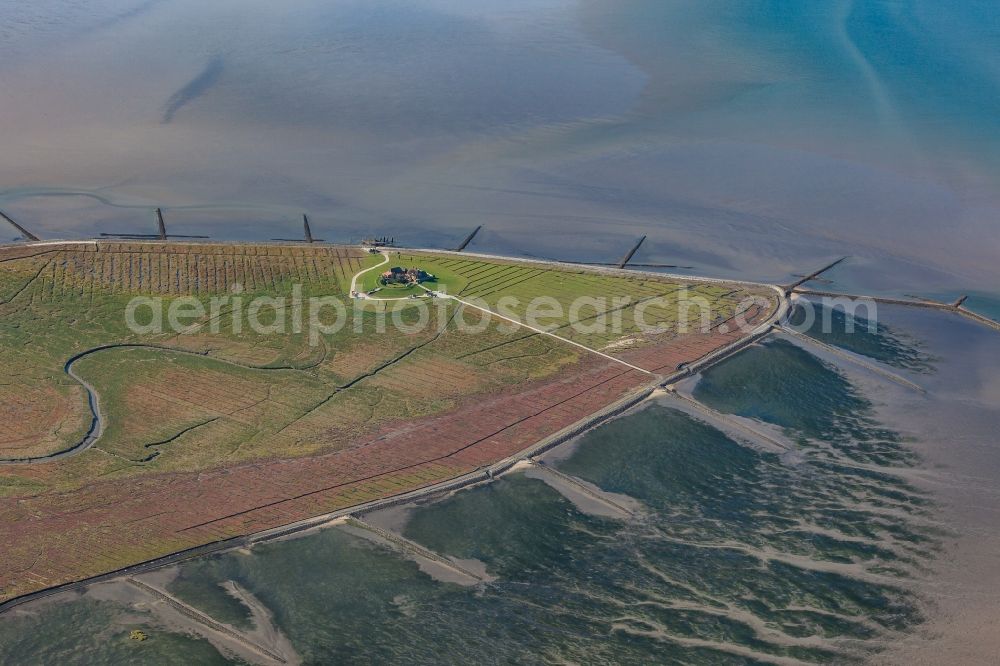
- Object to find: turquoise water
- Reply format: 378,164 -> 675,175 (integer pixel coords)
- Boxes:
0,330 -> 945,664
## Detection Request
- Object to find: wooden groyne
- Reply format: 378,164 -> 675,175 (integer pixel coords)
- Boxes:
156,208 -> 167,240
777,326 -> 925,393
343,518 -> 485,583
783,257 -> 847,294
527,461 -> 636,517
101,208 -> 209,241
661,388 -> 791,453
272,214 -> 324,243
0,209 -> 40,241
453,225 -> 482,252
619,262 -> 692,269
152,208 -> 209,240
126,577 -> 287,664
957,306 -> 1000,333
617,235 -> 647,268
793,288 -> 947,309
303,214 -> 314,243
794,288 -> 1000,333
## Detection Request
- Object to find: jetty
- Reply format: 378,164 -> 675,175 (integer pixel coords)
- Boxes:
362,236 -> 395,248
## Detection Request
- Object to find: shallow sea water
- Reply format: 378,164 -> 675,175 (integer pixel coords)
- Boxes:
0,0 -> 998,297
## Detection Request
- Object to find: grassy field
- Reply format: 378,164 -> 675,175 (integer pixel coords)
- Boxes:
0,241 -> 777,603
391,253 -> 763,355
355,252 -> 456,302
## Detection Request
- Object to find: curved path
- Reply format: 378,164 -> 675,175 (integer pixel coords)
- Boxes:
349,251 -> 389,294
0,343 -> 313,465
